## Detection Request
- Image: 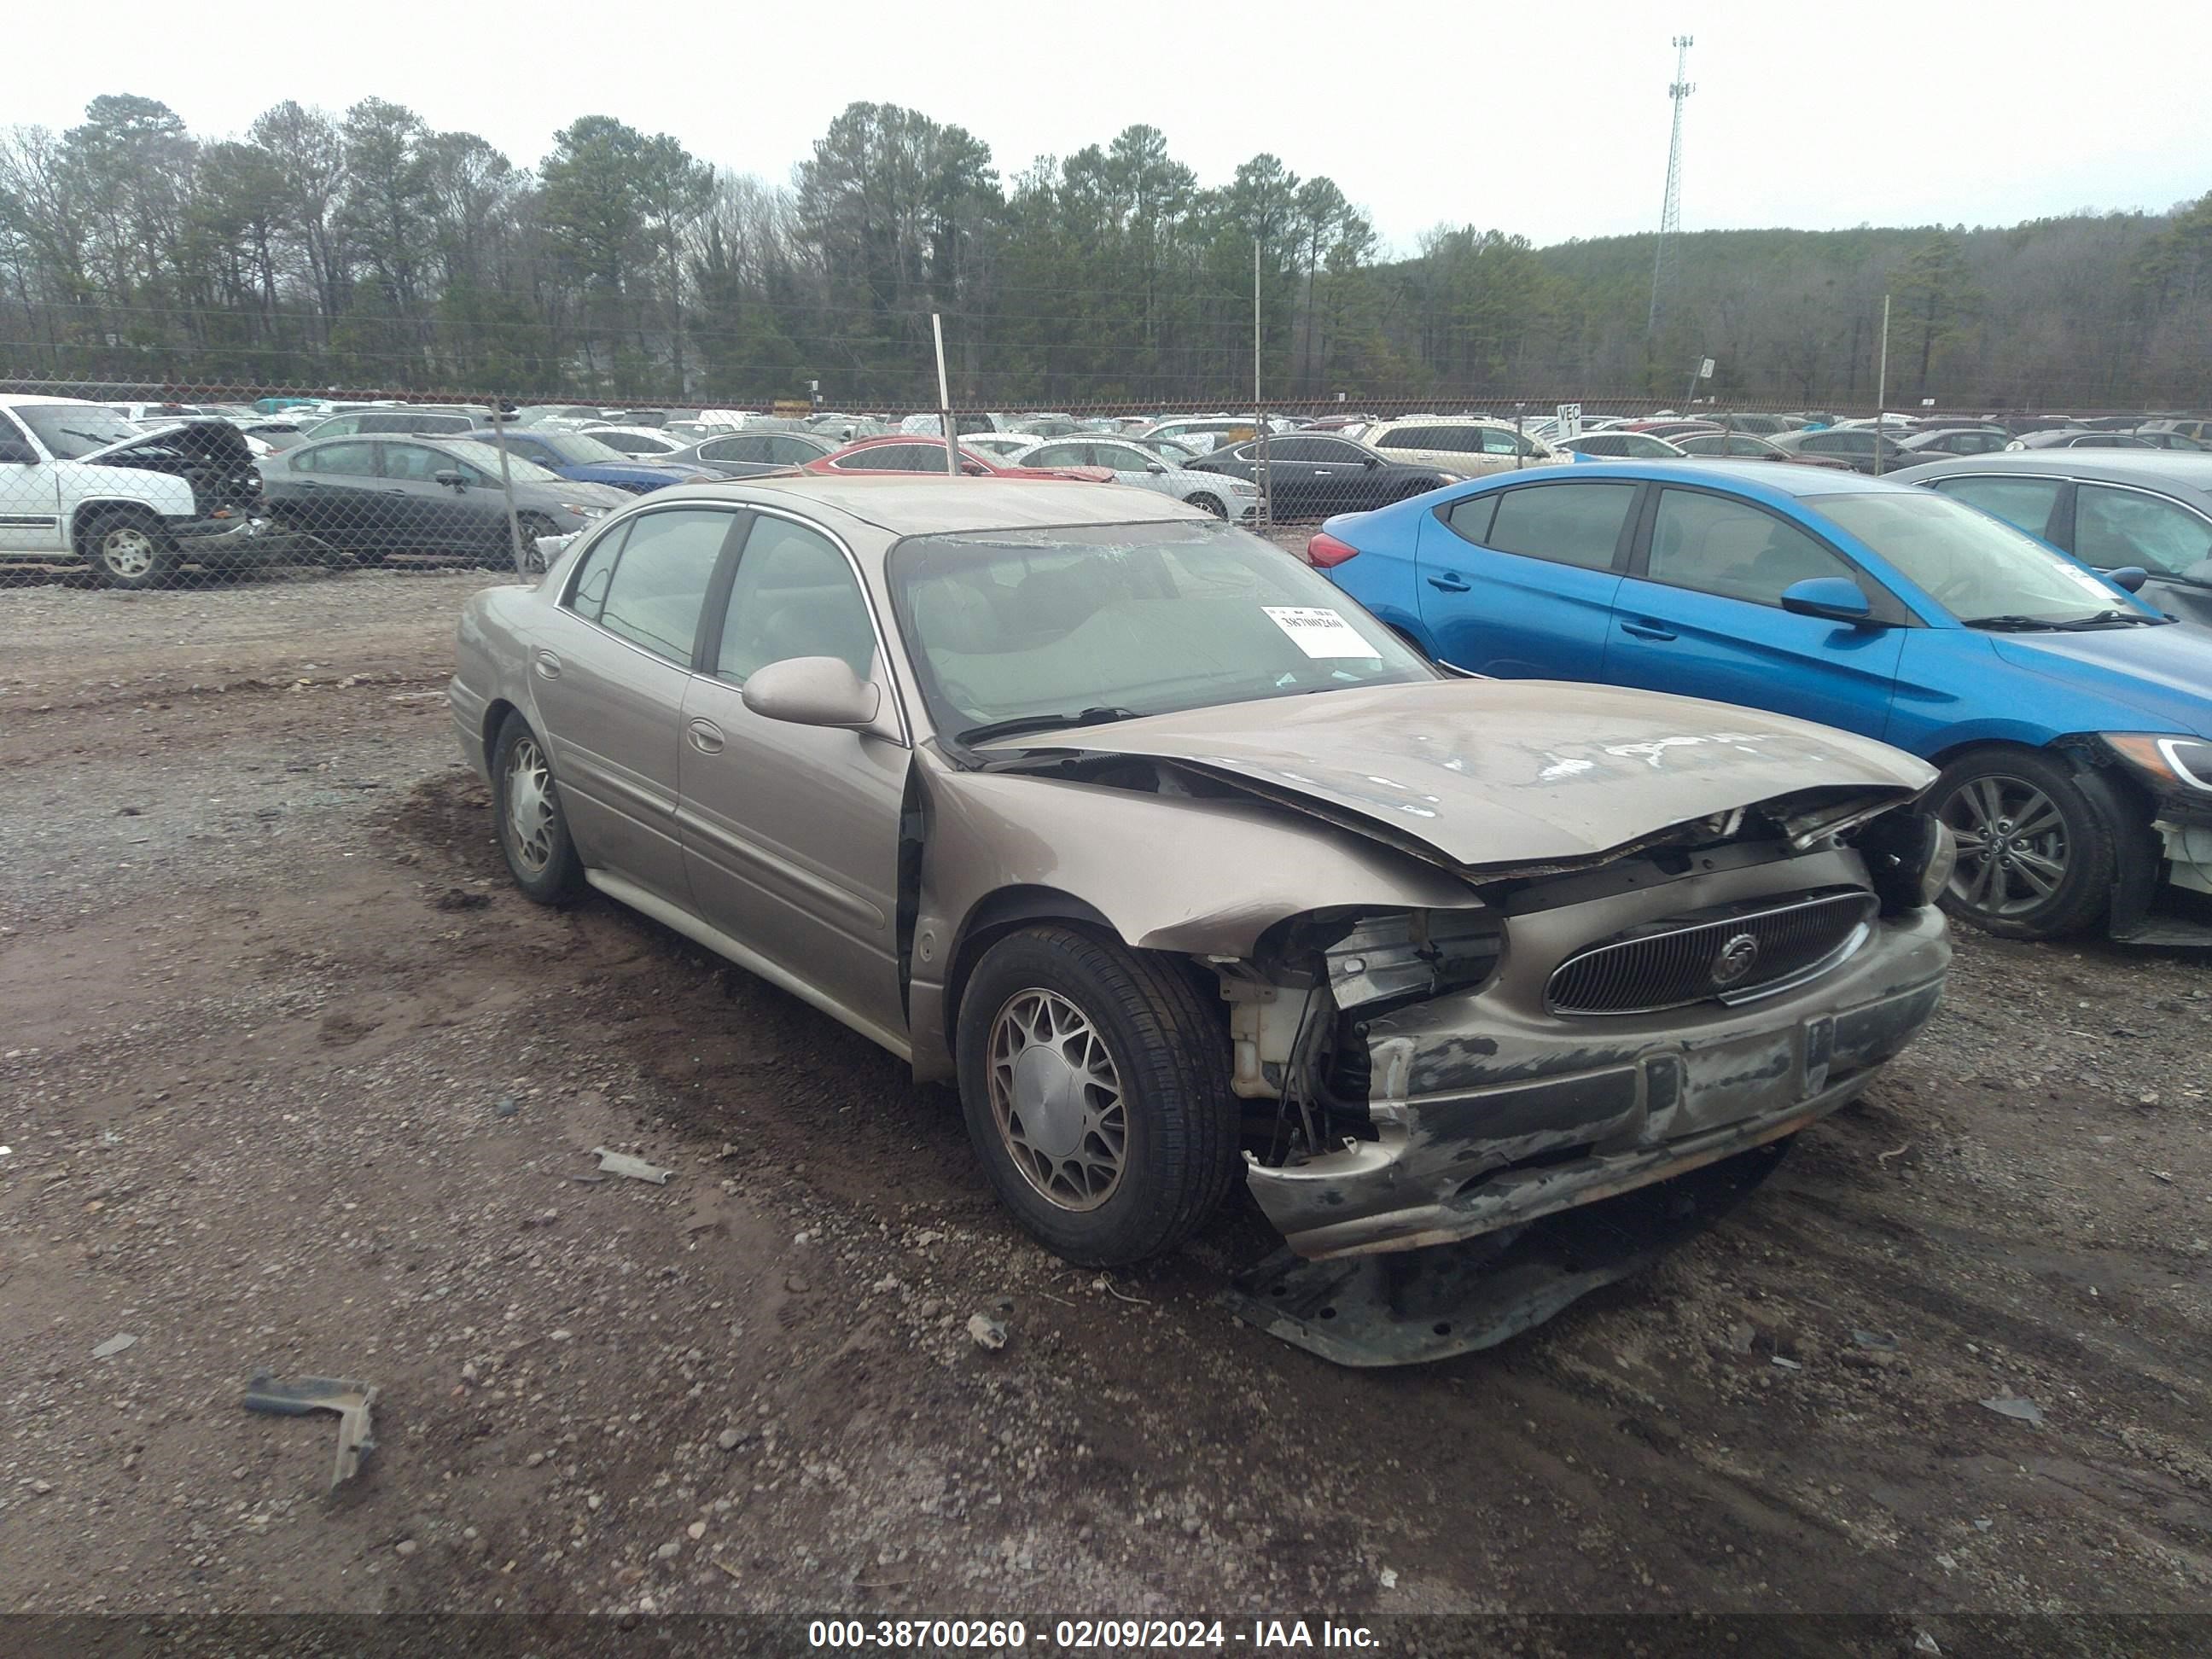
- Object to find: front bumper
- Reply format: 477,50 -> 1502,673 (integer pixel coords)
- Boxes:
1244,905 -> 1949,1260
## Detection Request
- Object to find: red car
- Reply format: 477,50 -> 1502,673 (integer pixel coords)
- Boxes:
802,435 -> 1114,483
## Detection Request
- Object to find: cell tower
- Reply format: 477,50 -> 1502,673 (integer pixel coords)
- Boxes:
1647,34 -> 1695,336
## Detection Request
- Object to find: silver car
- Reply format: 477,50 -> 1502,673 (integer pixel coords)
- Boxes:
1005,436 -> 1263,521
449,479 -> 1951,1350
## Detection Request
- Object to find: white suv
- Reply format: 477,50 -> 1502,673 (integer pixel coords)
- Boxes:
0,395 -> 271,587
1342,416 -> 1566,477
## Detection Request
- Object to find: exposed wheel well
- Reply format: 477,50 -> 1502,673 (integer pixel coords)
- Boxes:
482,698 -> 520,762
941,887 -> 1224,1047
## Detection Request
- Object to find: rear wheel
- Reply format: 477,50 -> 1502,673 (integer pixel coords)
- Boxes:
1930,747 -> 2125,939
956,926 -> 1238,1266
491,711 -> 585,905
79,509 -> 179,590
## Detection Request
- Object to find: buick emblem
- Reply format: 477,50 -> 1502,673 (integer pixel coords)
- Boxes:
1710,932 -> 1761,987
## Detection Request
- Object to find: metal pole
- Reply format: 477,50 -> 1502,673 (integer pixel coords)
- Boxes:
1254,238 -> 1269,531
932,313 -> 958,477
488,399 -> 527,577
1872,294 -> 1892,476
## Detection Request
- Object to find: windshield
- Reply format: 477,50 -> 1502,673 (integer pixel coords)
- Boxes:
1816,491 -> 2142,625
538,433 -> 634,466
438,440 -> 562,486
888,520 -> 1437,740
16,404 -> 142,458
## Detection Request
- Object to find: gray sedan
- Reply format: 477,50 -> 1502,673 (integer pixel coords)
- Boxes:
1005,435 -> 1262,520
1888,450 -> 2212,632
448,478 -> 1950,1360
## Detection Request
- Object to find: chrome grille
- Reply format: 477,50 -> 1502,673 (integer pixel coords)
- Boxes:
1546,889 -> 1877,1016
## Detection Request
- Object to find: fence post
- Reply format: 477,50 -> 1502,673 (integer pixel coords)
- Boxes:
487,399 -> 527,576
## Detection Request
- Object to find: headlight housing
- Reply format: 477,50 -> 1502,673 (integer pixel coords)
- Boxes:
561,502 -> 608,520
1227,480 -> 1259,494
2103,733 -> 2212,795
1854,809 -> 1955,914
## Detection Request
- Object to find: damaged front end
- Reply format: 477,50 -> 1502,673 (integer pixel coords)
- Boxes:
1206,785 -> 1950,1359
87,420 -> 268,540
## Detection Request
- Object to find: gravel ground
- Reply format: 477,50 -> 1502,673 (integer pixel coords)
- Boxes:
2,570 -> 2209,1647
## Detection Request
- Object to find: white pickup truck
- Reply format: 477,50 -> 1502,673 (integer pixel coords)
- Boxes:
0,393 -> 272,588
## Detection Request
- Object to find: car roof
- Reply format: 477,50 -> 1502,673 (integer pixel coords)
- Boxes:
1886,450 -> 2212,499
621,474 -> 1208,539
1498,459 -> 1907,500
2,393 -> 121,409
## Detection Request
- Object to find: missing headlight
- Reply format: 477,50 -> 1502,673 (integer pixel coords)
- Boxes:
1850,808 -> 1953,915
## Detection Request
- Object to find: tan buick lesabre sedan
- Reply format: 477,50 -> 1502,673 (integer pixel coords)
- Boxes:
451,478 -> 1952,1346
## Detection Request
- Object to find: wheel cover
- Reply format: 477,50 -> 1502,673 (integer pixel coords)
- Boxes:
1191,493 -> 1225,517
102,527 -> 156,578
1938,772 -> 2069,917
987,988 -> 1126,1212
504,735 -> 556,875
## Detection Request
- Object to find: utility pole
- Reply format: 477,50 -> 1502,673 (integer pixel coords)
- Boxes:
1647,35 -> 1695,337
1872,294 -> 1892,476
1254,236 -> 1271,532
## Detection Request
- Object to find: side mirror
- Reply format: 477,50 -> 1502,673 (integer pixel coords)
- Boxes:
1363,456 -> 1380,468
434,469 -> 468,490
2101,565 -> 2149,594
1780,575 -> 1883,626
741,655 -> 881,731
1144,462 -> 1167,474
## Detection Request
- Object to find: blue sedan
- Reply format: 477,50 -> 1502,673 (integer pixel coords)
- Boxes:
462,428 -> 719,494
1307,461 -> 2212,943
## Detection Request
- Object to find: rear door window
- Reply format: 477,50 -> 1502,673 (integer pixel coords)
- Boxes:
1476,482 -> 1638,570
593,509 -> 741,665
1926,476 -> 2064,540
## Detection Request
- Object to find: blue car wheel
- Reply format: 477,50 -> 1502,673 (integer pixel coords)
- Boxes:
1928,747 -> 2124,940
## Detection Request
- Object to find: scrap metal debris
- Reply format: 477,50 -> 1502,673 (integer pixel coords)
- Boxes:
592,1148 -> 672,1185
243,1372 -> 378,1491
91,1333 -> 138,1359
966,1313 -> 1008,1351
1980,1394 -> 2046,1428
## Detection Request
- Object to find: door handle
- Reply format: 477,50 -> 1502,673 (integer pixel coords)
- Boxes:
686,718 -> 725,754
533,649 -> 562,679
1428,572 -> 1471,593
1620,619 -> 1678,641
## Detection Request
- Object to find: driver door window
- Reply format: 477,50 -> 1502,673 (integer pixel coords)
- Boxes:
2074,486 -> 2212,574
1645,489 -> 1854,606
714,516 -> 877,684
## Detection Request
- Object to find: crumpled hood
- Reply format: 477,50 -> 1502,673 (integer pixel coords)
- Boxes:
81,418 -> 259,469
1989,626 -> 2212,736
986,679 -> 1935,871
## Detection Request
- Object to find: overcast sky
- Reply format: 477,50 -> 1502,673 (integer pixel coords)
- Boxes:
16,2 -> 2211,254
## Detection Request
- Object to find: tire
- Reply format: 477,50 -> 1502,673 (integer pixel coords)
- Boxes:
1929,746 -> 2125,940
79,509 -> 180,591
955,926 -> 1239,1266
490,711 -> 585,905
488,512 -> 559,573
1187,492 -> 1227,518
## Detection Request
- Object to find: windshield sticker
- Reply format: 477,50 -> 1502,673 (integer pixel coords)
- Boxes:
1262,605 -> 1377,659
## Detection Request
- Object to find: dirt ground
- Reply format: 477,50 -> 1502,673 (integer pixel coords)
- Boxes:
2,568 -> 2209,1647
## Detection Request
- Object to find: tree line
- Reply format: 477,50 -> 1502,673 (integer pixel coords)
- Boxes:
3,92 -> 2209,410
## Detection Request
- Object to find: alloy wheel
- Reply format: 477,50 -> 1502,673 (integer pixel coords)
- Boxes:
1939,773 -> 2069,917
987,988 -> 1126,1212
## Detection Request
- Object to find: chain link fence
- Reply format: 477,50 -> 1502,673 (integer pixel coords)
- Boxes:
1,379 -> 2200,592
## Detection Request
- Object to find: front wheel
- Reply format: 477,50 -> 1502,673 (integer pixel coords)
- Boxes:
491,711 -> 585,905
955,926 -> 1238,1266
1186,492 -> 1227,518
80,509 -> 180,590
1930,747 -> 2127,939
